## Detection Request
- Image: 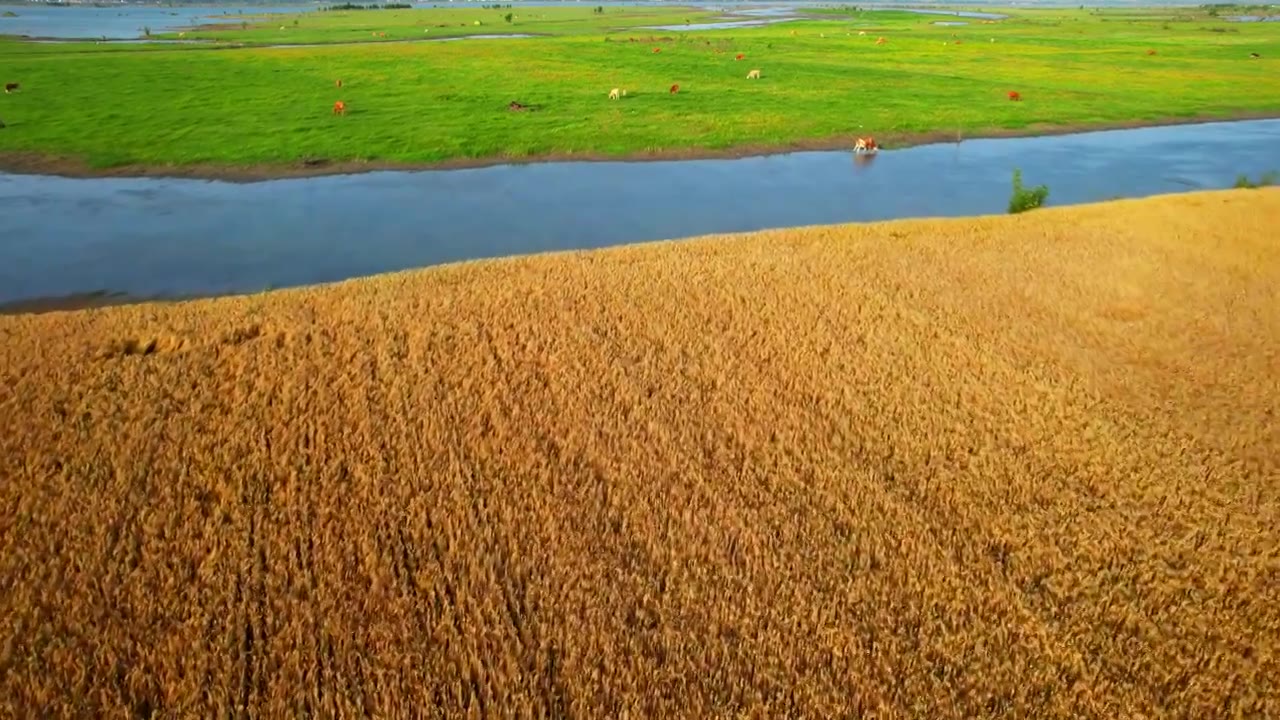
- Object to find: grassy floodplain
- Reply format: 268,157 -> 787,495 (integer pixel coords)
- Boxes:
0,4 -> 1278,175
2,188 -> 1279,716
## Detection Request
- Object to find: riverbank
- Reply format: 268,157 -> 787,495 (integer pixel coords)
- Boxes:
3,111 -> 1280,181
3,188 -> 1278,716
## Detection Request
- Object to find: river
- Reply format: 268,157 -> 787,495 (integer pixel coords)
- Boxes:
2,119 -> 1277,307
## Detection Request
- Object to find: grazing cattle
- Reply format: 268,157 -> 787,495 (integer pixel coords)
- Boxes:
669,84 -> 680,94
608,87 -> 621,100
508,101 -> 528,111
875,36 -> 886,45
736,53 -> 745,60
333,100 -> 346,115
858,31 -> 866,36
0,117 -> 5,129
1147,49 -> 1157,55
1250,52 -> 1261,58
335,79 -> 343,88
1007,91 -> 1021,101
178,32 -> 186,38
954,39 -> 963,44
653,47 -> 661,53
747,69 -> 761,79
3,83 -> 18,94
854,136 -> 878,153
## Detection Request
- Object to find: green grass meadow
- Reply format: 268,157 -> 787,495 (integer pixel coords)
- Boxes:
1,4 -> 1277,172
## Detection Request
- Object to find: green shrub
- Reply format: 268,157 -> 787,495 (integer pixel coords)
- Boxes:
1008,169 -> 1049,214
1233,171 -> 1278,189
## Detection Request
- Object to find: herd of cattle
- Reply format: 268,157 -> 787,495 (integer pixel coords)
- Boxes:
322,31 -> 1035,154
2,22 -> 1266,142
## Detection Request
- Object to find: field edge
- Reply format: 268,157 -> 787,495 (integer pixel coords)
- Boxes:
5,185 -> 1277,318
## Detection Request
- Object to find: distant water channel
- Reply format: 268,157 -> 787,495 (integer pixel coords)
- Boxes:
1,119 -> 1278,307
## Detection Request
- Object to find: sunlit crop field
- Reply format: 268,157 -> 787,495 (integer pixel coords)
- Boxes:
2,189 -> 1279,717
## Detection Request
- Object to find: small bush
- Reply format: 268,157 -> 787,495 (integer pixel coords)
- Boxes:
1008,169 -> 1049,214
1233,171 -> 1278,189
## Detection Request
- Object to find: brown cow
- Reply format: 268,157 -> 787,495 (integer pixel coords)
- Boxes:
333,100 -> 346,115
4,83 -> 18,94
875,36 -> 886,45
1146,49 -> 1157,56
669,84 -> 680,94
653,47 -> 661,53
736,53 -> 744,60
854,136 -> 878,153
1007,91 -> 1021,101
335,79 -> 343,88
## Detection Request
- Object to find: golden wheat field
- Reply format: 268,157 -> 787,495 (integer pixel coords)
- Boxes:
2,189 -> 1279,718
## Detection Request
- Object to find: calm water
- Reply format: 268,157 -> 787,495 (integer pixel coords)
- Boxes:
2,120 -> 1277,306
0,4 -> 312,39
6,1 -> 1226,40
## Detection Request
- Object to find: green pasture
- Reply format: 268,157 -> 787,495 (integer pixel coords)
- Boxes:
0,4 -> 1277,172
155,5 -> 724,45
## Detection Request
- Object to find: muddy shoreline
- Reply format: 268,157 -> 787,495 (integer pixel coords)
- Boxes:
3,111 -> 1279,183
